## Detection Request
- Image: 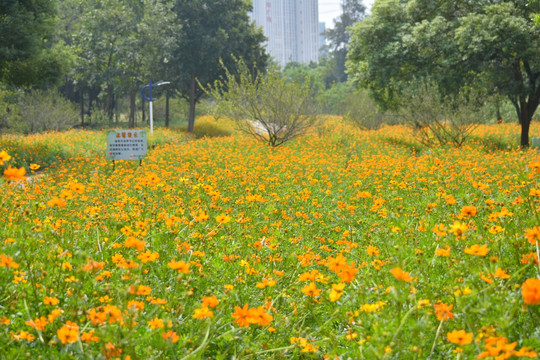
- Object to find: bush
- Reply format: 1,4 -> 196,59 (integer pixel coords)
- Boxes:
13,90 -> 78,134
399,82 -> 483,147
206,59 -> 320,147
321,82 -> 399,130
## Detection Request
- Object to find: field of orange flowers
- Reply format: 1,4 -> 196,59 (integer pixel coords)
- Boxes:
1,119 -> 539,359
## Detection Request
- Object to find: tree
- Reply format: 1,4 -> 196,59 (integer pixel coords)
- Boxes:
348,0 -> 540,147
323,0 -> 366,85
171,0 -> 268,133
0,0 -> 66,87
206,60 -> 319,147
68,0 -> 177,126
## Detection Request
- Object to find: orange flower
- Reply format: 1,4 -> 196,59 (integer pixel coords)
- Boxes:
29,163 -> 40,170
521,278 -> 540,305
47,197 -> 67,208
447,330 -> 473,345
232,304 -> 257,328
302,282 -> 321,297
493,268 -> 510,279
25,316 -> 48,331
193,306 -> 214,319
250,306 -> 273,326
162,330 -> 179,343
390,267 -> 413,282
0,254 -> 19,268
524,227 -> 540,246
44,296 -> 60,305
137,250 -> 159,263
57,321 -> 79,344
3,165 -> 26,180
168,259 -> 190,273
459,206 -> 477,218
11,330 -> 36,342
216,214 -> 231,224
124,237 -> 146,252
435,246 -> 451,257
147,317 -> 164,329
202,295 -> 219,308
366,245 -> 380,256
81,330 -> 99,343
434,303 -> 454,321
464,244 -> 489,256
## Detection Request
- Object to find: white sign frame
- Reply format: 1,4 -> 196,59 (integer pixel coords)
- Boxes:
106,130 -> 147,161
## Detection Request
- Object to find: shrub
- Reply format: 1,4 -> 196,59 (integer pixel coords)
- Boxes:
399,82 -> 483,147
206,59 -> 319,147
14,90 -> 78,134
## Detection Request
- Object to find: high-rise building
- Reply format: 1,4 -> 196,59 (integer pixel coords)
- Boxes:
250,0 -> 319,67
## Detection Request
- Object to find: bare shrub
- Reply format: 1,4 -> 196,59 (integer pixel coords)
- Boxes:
400,82 -> 482,147
344,90 -> 399,130
206,60 -> 319,147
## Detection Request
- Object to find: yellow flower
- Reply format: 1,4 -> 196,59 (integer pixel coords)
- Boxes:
449,221 -> 467,238
0,150 -> 11,165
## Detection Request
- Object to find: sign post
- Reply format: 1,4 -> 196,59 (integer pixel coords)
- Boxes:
106,130 -> 148,170
141,80 -> 170,134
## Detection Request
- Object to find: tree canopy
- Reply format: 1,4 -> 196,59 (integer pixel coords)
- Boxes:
348,0 -> 540,146
171,0 -> 268,133
323,0 -> 365,85
0,0 -> 66,87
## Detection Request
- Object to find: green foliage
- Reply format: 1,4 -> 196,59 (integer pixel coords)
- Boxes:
347,0 -> 540,146
0,0 -> 64,86
207,60 -> 319,147
170,0 -> 269,133
0,137 -> 67,170
322,0 -> 366,84
8,90 -> 79,134
399,82 -> 484,147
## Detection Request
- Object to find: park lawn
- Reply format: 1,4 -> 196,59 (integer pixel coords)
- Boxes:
0,119 -> 539,359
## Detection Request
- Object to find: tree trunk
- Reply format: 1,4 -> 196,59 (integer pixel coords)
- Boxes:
165,90 -> 170,128
515,96 -> 540,148
80,90 -> 85,127
521,115 -> 530,148
106,83 -> 114,122
115,94 -> 119,124
188,74 -> 197,133
129,89 -> 136,128
88,92 -> 93,126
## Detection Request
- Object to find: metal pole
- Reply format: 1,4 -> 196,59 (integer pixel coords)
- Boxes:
149,80 -> 153,135
149,101 -> 154,134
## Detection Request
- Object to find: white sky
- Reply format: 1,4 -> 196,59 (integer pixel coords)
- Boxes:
319,0 -> 374,29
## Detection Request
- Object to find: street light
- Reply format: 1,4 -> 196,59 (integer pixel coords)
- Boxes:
141,80 -> 170,134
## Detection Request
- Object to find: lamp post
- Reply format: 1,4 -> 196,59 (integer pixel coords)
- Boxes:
141,80 -> 170,134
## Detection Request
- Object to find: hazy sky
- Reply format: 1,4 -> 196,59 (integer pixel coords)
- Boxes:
319,0 -> 374,29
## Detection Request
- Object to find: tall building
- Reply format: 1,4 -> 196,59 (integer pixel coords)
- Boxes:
250,0 -> 319,67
